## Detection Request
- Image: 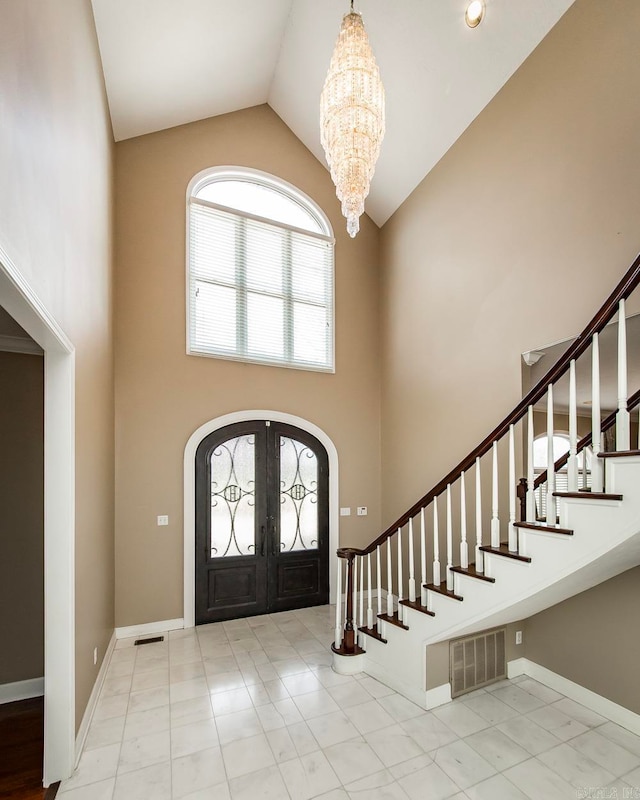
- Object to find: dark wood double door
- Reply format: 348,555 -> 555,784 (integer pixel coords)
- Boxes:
195,421 -> 329,624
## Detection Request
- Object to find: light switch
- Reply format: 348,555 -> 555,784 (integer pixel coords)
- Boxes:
157,515 -> 169,526
340,507 -> 351,516
357,507 -> 368,516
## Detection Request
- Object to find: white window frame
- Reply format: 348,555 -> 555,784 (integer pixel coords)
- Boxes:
186,166 -> 335,372
533,431 -> 592,518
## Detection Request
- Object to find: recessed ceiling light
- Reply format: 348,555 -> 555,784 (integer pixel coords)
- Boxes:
465,0 -> 485,28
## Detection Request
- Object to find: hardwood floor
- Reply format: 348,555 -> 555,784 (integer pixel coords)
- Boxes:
0,698 -> 58,799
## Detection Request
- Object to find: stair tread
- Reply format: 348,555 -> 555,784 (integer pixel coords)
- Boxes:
424,583 -> 464,601
479,543 -> 532,563
377,612 -> 409,630
598,450 -> 640,458
359,625 -> 388,644
553,491 -> 623,500
449,563 -> 496,582
514,521 -> 574,536
399,598 -> 436,616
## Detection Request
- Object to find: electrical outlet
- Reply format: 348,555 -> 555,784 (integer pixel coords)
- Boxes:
357,507 -> 368,516
157,515 -> 169,526
516,630 -> 523,645
93,646 -> 98,665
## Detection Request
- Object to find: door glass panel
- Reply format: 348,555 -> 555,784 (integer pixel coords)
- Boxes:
279,436 -> 318,552
210,434 -> 256,557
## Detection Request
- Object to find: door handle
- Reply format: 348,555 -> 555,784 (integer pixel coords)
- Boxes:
260,525 -> 266,557
269,516 -> 278,556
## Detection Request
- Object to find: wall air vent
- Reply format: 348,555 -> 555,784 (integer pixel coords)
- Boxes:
450,627 -> 506,697
134,636 -> 164,646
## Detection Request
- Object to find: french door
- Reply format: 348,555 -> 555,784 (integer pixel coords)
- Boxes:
195,421 -> 329,624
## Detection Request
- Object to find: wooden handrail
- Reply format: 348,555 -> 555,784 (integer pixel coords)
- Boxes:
533,387 -> 640,488
343,252 -> 640,557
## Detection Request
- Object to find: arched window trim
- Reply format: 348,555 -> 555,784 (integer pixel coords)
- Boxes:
188,166 -> 334,242
186,166 -> 335,373
532,431 -> 590,472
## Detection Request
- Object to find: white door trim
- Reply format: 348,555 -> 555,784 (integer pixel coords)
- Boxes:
0,242 -> 75,786
183,410 -> 339,628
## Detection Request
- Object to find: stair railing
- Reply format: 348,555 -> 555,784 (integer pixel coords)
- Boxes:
530,387 -> 640,520
334,252 -> 640,655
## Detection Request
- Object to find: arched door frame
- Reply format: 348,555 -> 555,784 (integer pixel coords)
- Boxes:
184,410 -> 339,628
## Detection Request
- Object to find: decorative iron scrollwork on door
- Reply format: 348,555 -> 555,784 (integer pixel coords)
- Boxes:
210,434 -> 256,557
279,436 -> 319,552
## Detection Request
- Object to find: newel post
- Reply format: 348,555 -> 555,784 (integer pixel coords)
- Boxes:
517,478 -> 528,522
336,548 -> 356,653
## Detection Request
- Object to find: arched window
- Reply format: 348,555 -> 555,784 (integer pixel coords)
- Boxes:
532,433 -> 590,474
532,433 -> 591,518
187,167 -> 335,371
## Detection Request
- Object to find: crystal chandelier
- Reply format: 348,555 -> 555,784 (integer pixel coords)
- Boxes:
320,2 -> 385,238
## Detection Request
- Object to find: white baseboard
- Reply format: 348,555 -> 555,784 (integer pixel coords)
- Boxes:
0,676 -> 44,704
507,657 -> 527,679
115,618 -> 184,640
75,631 -> 116,765
425,682 -> 453,709
364,659 -> 429,709
508,657 -> 640,736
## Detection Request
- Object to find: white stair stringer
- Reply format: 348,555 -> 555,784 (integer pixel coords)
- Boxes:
358,456 -> 640,708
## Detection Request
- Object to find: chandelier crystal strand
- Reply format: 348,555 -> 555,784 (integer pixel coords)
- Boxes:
320,7 -> 385,238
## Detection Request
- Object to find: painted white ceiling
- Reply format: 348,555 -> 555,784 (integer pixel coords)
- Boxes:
91,0 -> 575,226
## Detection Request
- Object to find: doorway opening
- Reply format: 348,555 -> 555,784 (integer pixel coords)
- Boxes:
0,246 -> 75,787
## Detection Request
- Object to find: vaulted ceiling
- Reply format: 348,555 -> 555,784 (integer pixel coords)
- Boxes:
91,0 -> 575,226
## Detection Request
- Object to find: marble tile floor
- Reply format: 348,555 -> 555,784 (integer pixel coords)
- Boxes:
57,605 -> 640,800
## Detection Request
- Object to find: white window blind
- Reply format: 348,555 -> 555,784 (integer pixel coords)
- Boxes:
188,190 -> 334,372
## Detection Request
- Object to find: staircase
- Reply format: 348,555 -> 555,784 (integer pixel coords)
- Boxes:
331,254 -> 640,709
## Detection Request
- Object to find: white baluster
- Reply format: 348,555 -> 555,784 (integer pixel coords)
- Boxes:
432,500 -> 441,586
475,457 -> 484,573
376,545 -> 382,628
546,386 -> 556,524
386,537 -> 393,617
359,554 -> 364,631
568,360 -> 578,492
367,553 -> 373,630
397,528 -> 403,621
592,333 -> 603,492
353,556 -> 358,636
491,441 -> 500,547
460,471 -> 469,569
617,299 -> 630,451
446,484 -> 454,591
334,557 -> 342,647
408,518 -> 416,603
527,406 -> 536,521
509,424 -> 517,551
420,508 -> 427,606
582,446 -> 590,490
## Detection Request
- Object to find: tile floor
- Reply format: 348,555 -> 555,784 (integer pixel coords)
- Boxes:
57,606 -> 640,800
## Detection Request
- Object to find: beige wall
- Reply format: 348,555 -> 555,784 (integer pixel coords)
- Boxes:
379,0 -> 640,712
114,105 -> 381,627
0,352 -> 44,685
379,0 -> 640,526
525,567 -> 640,714
0,0 -> 114,726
